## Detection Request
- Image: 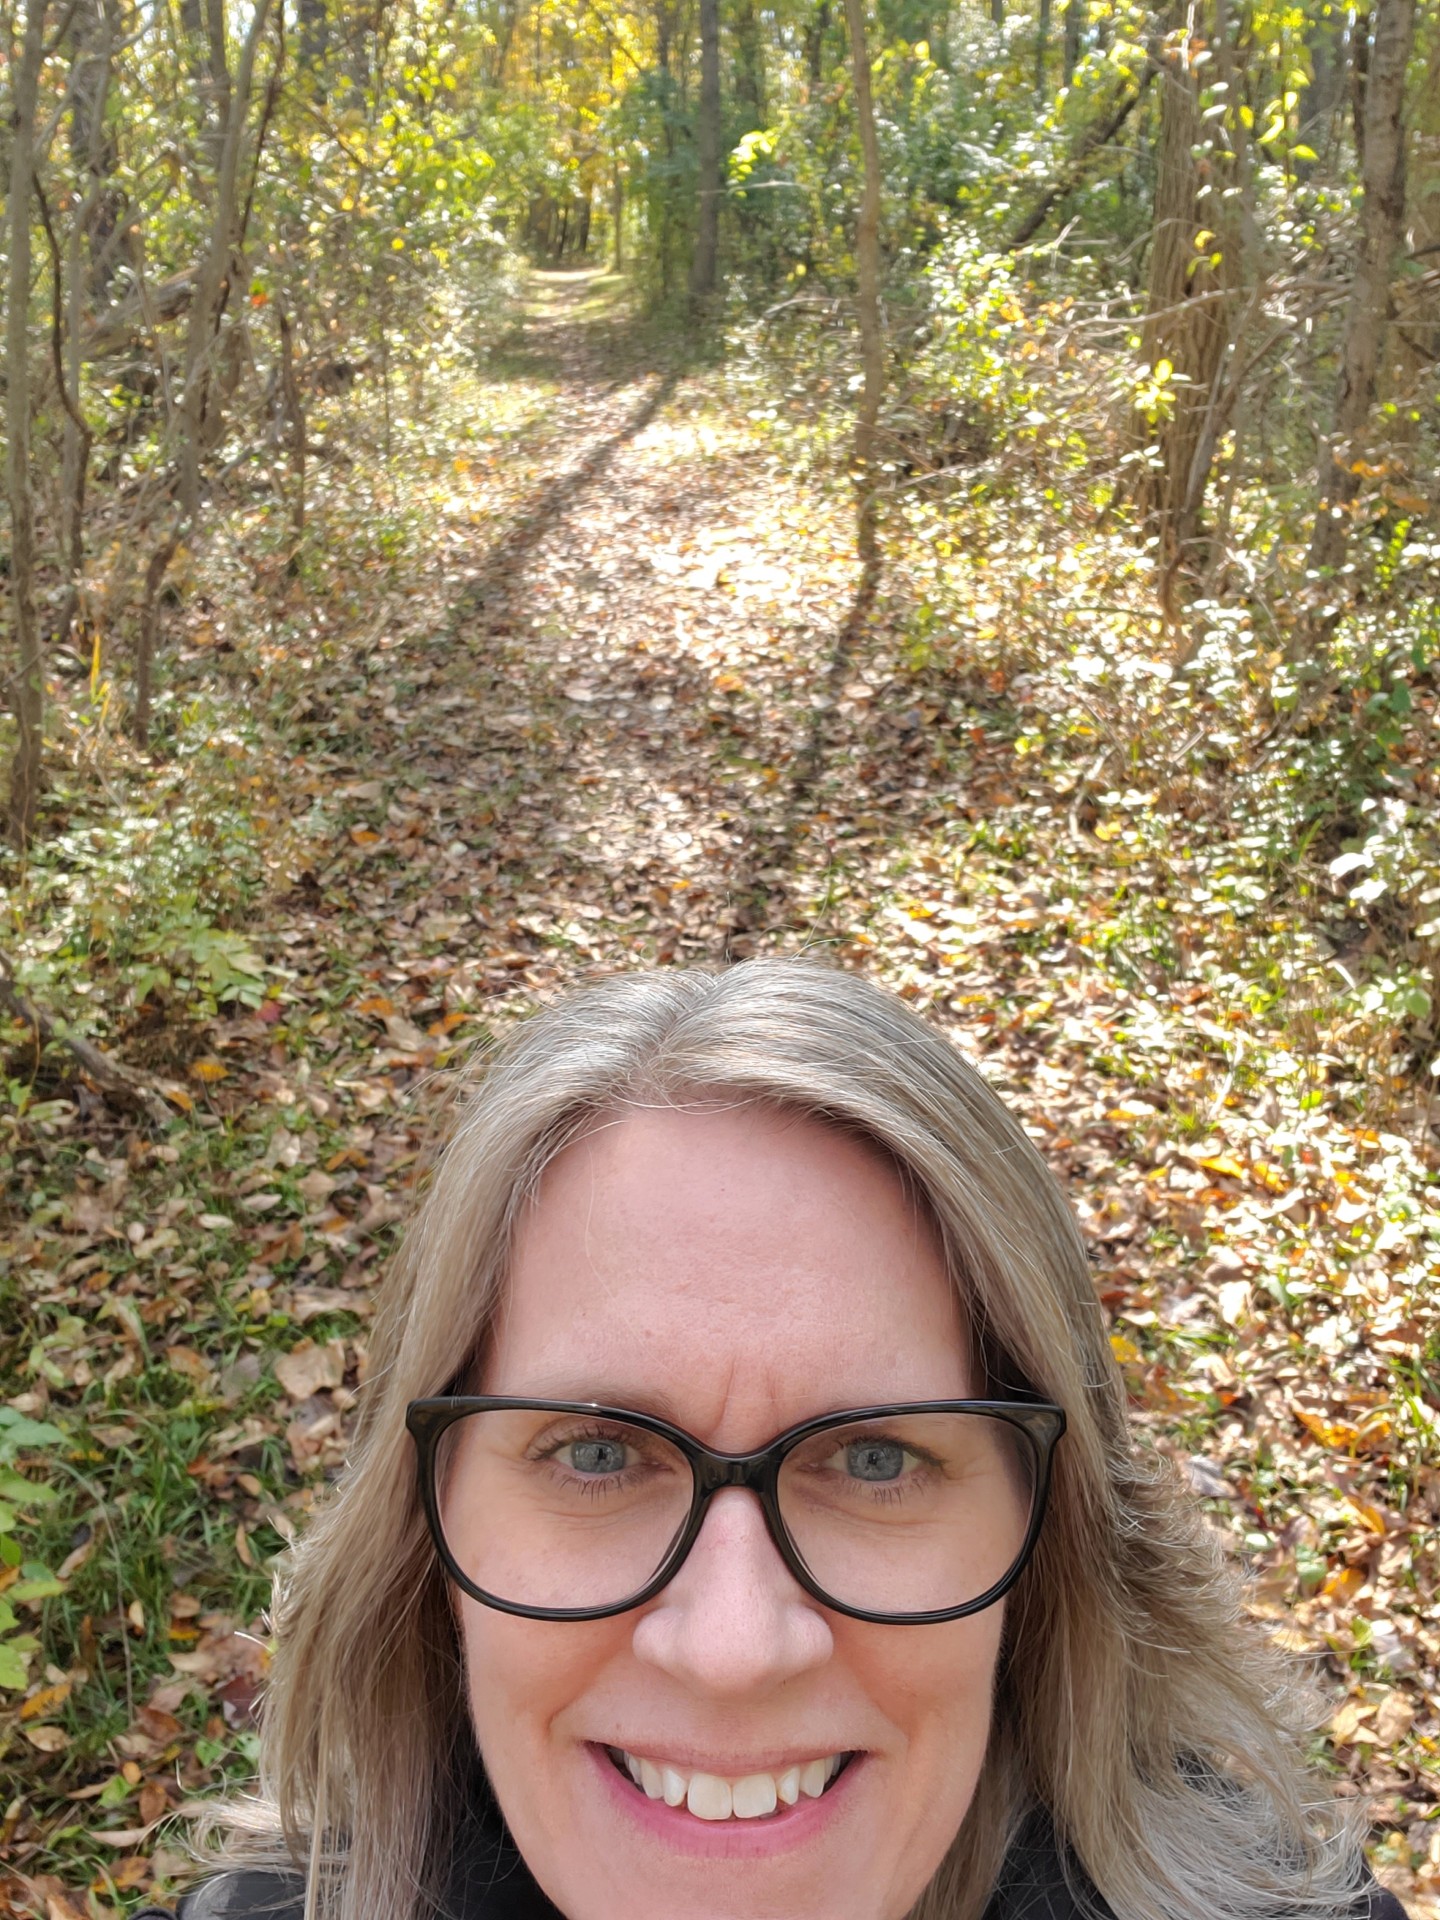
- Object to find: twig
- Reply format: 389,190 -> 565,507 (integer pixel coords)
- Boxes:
0,950 -> 170,1124
1005,70 -> 1154,254
32,180 -> 91,443
1068,742 -> 1115,850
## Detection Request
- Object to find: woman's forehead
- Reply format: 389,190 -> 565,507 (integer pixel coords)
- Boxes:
480,1103 -> 974,1431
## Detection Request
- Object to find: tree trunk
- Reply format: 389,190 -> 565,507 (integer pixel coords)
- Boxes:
1307,0 -> 1416,588
68,0 -> 124,301
134,533 -> 181,753
1170,0 -> 1258,575
177,0 -> 275,527
1384,12 -> 1438,440
1062,0 -> 1083,84
1300,2 -> 1347,168
1128,15 -> 1244,608
277,304 -> 306,538
806,0 -> 830,84
1350,5 -> 1372,172
734,0 -> 766,128
842,0 -> 885,576
1035,0 -> 1051,97
656,0 -> 679,296
489,0 -> 521,86
298,0 -> 329,79
58,0 -> 117,652
612,162 -> 625,270
690,0 -> 722,297
5,0 -> 49,847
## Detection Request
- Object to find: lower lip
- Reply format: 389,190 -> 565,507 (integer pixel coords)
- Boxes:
586,1743 -> 865,1859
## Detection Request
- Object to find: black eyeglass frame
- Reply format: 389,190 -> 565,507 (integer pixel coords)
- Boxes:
405,1395 -> 1066,1626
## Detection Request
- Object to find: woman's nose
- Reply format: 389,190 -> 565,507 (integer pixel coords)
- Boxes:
629,1488 -> 834,1695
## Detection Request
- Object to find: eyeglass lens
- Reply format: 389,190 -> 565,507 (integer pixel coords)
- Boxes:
434,1408 -> 1039,1616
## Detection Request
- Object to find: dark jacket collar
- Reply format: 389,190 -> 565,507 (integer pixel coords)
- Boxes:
168,1794 -> 1099,1920
438,1788 -> 1093,1920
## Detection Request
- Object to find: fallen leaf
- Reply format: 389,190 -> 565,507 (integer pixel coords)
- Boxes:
1217,1279 -> 1252,1326
1373,1691 -> 1416,1744
274,1339 -> 346,1401
23,1725 -> 72,1753
20,1679 -> 73,1721
1330,1698 -> 1374,1745
167,1347 -> 214,1385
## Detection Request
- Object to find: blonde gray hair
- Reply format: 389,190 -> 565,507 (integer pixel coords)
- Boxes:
209,959 -> 1362,1920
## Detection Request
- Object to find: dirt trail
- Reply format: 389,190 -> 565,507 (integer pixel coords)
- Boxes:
9,276 -> 1437,1920
323,268 -> 937,968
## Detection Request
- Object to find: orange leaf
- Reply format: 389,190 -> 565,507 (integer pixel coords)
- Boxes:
1295,1403 -> 1394,1456
190,1059 -> 229,1083
1294,1407 -> 1356,1449
1198,1153 -> 1246,1180
353,994 -> 395,1017
1343,1493 -> 1387,1535
1248,1161 -> 1289,1193
20,1679 -> 72,1721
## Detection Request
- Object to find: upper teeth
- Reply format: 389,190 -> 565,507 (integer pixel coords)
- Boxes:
615,1749 -> 845,1820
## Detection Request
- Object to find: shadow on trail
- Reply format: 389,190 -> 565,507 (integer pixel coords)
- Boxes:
723,547 -> 882,951
451,366 -> 684,631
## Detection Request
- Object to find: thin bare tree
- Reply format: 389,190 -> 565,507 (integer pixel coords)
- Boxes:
177,0 -> 277,526
842,0 -> 884,578
1126,11 -> 1245,613
1306,0 -> 1417,597
689,0 -> 722,297
5,0 -> 51,846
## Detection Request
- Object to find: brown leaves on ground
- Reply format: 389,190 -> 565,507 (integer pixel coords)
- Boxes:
2,275 -> 1437,1915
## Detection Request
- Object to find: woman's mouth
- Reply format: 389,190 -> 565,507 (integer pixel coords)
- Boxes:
604,1746 -> 855,1821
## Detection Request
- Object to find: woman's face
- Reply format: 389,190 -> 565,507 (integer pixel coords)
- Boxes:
458,1104 -> 1004,1920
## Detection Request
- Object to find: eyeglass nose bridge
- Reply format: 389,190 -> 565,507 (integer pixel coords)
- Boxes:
694,1449 -> 774,1498
676,1450 -> 800,1596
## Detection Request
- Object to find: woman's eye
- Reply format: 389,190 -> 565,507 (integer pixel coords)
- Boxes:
843,1439 -> 909,1482
563,1437 -> 630,1476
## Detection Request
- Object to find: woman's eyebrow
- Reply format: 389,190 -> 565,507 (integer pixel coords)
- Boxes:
505,1379 -> 689,1424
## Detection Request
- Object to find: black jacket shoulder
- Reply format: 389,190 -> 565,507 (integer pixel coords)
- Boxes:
133,1870 -> 304,1920
133,1831 -> 1418,1920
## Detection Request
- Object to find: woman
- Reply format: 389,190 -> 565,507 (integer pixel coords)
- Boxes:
140,960 -> 1395,1920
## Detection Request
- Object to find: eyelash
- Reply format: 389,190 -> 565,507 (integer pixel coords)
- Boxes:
806,1433 -> 943,1500
529,1424 -> 652,1497
524,1424 -> 946,1507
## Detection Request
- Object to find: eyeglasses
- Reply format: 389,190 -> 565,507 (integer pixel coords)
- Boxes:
406,1396 -> 1065,1625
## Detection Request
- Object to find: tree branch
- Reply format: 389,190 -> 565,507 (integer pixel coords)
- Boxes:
0,952 -> 171,1124
1005,69 -> 1154,254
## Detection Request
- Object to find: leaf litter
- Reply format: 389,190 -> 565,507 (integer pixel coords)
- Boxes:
1,274 -> 1436,1915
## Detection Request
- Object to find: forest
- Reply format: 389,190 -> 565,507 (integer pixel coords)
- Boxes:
1,0 -> 1438,1910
